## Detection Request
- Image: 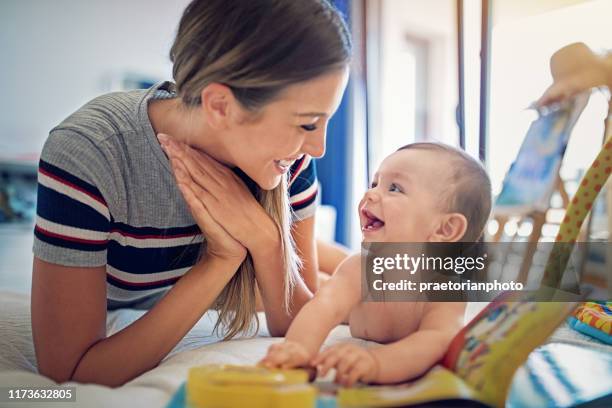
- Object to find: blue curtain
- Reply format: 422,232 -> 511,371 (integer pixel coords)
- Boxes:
316,0 -> 351,245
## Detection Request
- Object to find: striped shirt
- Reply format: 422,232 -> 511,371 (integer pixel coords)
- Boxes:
33,82 -> 318,309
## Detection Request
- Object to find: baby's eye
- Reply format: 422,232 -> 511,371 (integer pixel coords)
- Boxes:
300,124 -> 317,132
389,183 -> 403,193
370,181 -> 378,189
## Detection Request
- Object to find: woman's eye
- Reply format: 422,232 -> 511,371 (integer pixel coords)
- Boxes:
300,124 -> 317,132
389,183 -> 403,193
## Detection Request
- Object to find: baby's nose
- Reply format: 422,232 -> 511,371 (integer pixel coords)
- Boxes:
363,189 -> 380,202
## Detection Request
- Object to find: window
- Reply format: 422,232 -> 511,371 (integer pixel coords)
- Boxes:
366,0 -> 459,173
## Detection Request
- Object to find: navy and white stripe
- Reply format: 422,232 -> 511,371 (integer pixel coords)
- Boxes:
35,159 -> 110,252
289,155 -> 318,217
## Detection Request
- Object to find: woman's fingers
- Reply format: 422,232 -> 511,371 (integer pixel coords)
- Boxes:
175,164 -> 235,242
173,163 -> 215,217
179,180 -> 246,261
171,159 -> 222,216
158,133 -> 233,185
171,159 -> 190,184
159,134 -> 246,261
176,181 -> 218,234
158,133 -> 274,252
172,157 -> 227,219
535,79 -> 579,108
182,145 -> 225,188
165,141 -> 246,220
173,159 -> 232,235
166,144 -> 221,194
159,134 -> 219,188
187,144 -> 232,181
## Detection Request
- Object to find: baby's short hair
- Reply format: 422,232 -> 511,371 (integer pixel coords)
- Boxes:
397,142 -> 492,242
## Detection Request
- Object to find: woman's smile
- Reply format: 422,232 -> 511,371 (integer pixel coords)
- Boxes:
274,155 -> 304,174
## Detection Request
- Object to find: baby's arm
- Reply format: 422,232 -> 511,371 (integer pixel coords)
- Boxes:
260,254 -> 362,368
370,302 -> 465,383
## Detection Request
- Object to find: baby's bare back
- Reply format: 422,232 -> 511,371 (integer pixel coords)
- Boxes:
348,301 -> 426,343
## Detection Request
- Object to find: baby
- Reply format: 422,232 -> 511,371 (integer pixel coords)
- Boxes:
260,142 -> 492,386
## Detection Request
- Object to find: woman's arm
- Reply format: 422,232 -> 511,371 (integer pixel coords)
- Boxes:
249,226 -> 314,336
32,255 -> 242,387
317,239 -> 350,275
254,217 -> 319,312
34,143 -> 248,387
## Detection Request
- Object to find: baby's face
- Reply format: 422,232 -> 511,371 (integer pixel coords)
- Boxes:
359,149 -> 450,242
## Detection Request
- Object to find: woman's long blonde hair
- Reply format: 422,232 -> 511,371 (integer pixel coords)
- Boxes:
169,0 -> 352,339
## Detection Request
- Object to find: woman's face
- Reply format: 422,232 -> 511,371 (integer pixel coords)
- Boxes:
222,68 -> 349,190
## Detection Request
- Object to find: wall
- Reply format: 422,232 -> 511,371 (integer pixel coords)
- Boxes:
0,0 -> 190,292
0,0 -> 190,159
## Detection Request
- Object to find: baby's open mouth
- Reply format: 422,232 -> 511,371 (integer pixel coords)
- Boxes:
362,208 -> 385,231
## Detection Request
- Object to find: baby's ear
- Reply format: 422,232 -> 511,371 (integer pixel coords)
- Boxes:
431,213 -> 468,242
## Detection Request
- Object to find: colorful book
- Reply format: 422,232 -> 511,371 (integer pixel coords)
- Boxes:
337,289 -> 612,408
494,95 -> 588,215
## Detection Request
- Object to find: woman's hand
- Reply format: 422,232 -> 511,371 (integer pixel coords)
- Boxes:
312,343 -> 380,387
259,340 -> 312,369
158,134 -> 247,264
536,42 -> 612,108
158,134 -> 279,255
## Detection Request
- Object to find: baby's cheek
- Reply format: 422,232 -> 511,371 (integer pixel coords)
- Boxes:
394,218 -> 432,242
387,221 -> 415,241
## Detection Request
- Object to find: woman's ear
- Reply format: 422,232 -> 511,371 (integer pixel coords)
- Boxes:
199,83 -> 234,130
430,213 -> 468,242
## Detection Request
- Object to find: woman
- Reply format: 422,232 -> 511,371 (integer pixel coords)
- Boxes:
31,0 -> 351,387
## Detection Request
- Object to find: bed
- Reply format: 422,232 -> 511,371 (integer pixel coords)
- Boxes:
0,290 -> 371,408
2,292 -> 610,408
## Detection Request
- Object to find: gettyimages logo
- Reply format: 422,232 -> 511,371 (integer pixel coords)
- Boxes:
371,252 -> 487,275
361,242 -> 603,302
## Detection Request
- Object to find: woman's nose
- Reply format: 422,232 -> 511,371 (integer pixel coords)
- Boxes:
301,128 -> 326,158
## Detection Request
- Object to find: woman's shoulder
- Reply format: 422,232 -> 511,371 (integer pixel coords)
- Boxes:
39,87 -> 163,210
40,90 -> 144,191
50,89 -> 147,144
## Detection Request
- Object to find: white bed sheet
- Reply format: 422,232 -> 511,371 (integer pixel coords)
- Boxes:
0,291 -> 365,408
9,293 -> 591,408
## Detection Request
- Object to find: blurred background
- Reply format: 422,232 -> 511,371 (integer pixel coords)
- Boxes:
1,0 -> 611,294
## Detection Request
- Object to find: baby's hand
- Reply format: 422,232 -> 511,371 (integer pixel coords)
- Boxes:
312,343 -> 380,387
259,340 -> 311,369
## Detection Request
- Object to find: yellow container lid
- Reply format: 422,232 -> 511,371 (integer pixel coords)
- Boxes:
187,365 -> 316,408
189,364 -> 309,386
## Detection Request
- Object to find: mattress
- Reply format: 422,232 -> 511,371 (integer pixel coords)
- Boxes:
0,291 -> 365,408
